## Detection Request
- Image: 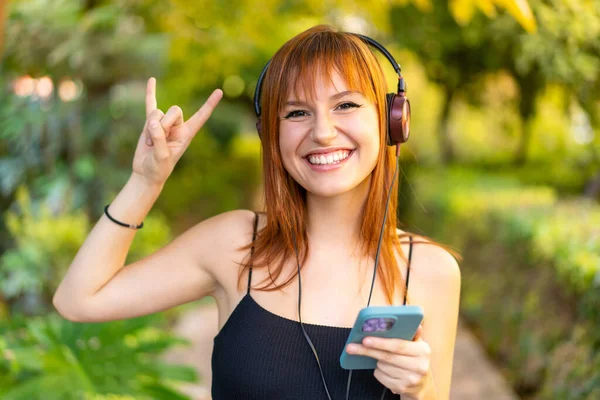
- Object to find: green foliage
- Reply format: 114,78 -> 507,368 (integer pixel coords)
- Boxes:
0,185 -> 173,315
0,0 -> 171,229
0,186 -> 90,314
203,100 -> 245,149
0,311 -> 195,400
153,0 -> 393,108
411,166 -> 599,291
156,130 -> 262,225
1,0 -> 264,232
529,200 -> 600,293
407,166 -> 600,398
516,0 -> 600,122
389,0 -> 600,164
82,395 -> 136,400
494,162 -> 596,195
540,326 -> 600,399
4,0 -> 166,85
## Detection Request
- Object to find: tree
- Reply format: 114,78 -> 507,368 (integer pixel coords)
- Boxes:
0,0 -> 168,313
494,0 -> 600,165
0,0 -> 6,55
390,2 -> 511,163
390,0 -> 600,166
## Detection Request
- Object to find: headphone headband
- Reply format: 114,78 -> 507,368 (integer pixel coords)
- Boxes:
253,33 -> 404,118
353,34 -> 402,76
253,60 -> 271,117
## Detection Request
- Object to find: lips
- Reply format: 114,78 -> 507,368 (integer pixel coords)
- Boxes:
303,147 -> 355,158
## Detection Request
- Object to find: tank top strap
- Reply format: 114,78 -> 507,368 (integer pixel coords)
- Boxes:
247,211 -> 260,295
403,235 -> 413,305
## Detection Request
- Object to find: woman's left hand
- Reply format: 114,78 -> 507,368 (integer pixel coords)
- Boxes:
345,324 -> 432,399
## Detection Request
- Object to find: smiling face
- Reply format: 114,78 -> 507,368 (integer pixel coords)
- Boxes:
278,69 -> 381,198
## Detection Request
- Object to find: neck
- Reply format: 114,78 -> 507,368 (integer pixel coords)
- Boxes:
305,177 -> 371,253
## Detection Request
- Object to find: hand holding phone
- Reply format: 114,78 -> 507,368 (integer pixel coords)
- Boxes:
340,305 -> 424,370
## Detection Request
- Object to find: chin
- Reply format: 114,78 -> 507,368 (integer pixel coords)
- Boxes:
302,176 -> 371,199
306,186 -> 352,198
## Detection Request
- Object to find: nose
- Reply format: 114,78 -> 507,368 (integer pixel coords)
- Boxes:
310,111 -> 337,145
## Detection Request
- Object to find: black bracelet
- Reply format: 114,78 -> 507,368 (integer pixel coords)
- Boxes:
104,204 -> 144,229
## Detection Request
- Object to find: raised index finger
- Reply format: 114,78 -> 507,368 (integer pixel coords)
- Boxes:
146,77 -> 157,118
184,89 -> 223,133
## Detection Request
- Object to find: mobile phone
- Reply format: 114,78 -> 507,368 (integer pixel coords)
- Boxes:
340,305 -> 424,370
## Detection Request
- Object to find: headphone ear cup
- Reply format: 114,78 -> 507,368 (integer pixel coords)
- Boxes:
386,93 -> 410,145
386,94 -> 396,146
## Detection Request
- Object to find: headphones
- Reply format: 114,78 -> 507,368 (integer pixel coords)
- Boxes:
253,33 -> 411,151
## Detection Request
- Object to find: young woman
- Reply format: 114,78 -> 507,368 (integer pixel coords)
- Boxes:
54,25 -> 461,400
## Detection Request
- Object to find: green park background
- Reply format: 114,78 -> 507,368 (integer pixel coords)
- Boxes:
0,0 -> 599,399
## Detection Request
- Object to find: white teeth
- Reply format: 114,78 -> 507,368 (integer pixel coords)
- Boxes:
307,150 -> 351,165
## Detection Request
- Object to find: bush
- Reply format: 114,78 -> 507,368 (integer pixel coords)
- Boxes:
406,166 -> 600,400
0,185 -> 197,399
156,131 -> 261,228
0,312 -> 196,400
1,186 -> 173,315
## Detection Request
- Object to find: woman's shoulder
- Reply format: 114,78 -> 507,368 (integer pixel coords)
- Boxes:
193,209 -> 258,243
183,209 -> 259,270
396,228 -> 461,285
207,209 -> 259,228
187,208 -> 255,230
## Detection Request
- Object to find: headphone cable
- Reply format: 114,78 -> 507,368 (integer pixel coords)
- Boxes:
295,236 -> 334,400
367,156 -> 400,400
295,155 -> 400,400
367,156 -> 400,307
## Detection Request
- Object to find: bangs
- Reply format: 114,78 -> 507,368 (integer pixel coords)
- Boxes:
275,31 -> 383,111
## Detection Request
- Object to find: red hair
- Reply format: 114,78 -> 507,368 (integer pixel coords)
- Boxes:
238,25 -> 459,304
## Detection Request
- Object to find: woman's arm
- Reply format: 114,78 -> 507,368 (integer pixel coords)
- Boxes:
343,242 -> 461,399
410,243 -> 462,399
53,78 -> 232,323
53,191 -> 253,323
53,173 -> 165,320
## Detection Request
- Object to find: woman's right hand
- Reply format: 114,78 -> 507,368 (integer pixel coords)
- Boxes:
131,77 -> 223,186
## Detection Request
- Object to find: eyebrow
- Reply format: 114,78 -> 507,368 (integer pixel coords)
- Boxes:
285,90 -> 361,106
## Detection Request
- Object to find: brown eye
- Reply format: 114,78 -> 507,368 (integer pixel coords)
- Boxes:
284,110 -> 310,119
336,102 -> 361,110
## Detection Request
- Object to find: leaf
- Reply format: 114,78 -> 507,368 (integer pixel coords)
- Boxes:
146,363 -> 198,383
494,0 -> 537,32
139,383 -> 192,400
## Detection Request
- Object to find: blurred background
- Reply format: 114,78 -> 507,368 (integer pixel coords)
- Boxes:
0,0 -> 599,399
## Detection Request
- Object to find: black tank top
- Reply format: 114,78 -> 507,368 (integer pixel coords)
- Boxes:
211,212 -> 414,399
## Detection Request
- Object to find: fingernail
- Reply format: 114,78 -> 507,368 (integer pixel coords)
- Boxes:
150,121 -> 159,128
347,344 -> 357,353
364,338 -> 373,346
146,137 -> 152,146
